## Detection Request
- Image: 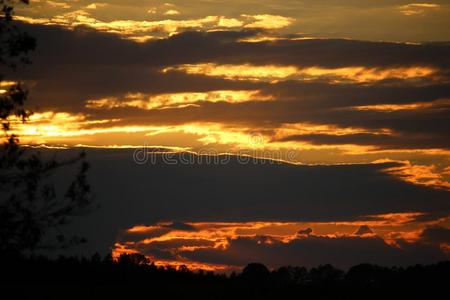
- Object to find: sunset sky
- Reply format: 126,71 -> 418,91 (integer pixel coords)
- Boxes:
5,0 -> 450,271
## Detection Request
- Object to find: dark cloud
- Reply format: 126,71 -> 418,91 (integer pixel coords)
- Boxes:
53,149 -> 450,255
141,248 -> 177,261
12,23 -> 450,107
354,225 -> 374,235
20,23 -> 450,69
161,222 -> 196,231
4,23 -> 448,151
12,24 -> 262,110
180,235 -> 447,269
275,132 -> 450,150
420,226 -> 450,244
260,81 -> 450,108
298,228 -> 313,235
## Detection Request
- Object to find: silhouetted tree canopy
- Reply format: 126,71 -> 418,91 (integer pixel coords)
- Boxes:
0,254 -> 449,300
1,1 -> 35,69
241,262 -> 270,283
0,0 -> 94,257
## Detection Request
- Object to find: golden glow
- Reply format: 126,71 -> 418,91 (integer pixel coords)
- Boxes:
175,123 -> 267,149
151,122 -> 377,154
164,63 -> 436,83
164,10 -> 180,16
271,123 -> 390,154
86,3 -> 107,10
12,113 -> 288,152
238,35 -> 315,43
242,14 -> 294,29
399,3 -> 440,16
0,80 -> 18,94
10,111 -> 450,172
275,123 -> 392,137
15,14 -> 234,39
303,66 -> 435,83
8,111 -> 174,144
351,99 -> 450,112
217,17 -> 244,28
16,12 -> 293,41
45,1 -> 71,9
15,113 -> 445,160
163,63 -> 300,82
17,117 -> 372,156
85,90 -> 271,110
11,112 -> 94,138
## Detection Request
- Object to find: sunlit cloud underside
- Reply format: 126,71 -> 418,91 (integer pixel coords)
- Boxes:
114,213 -> 450,271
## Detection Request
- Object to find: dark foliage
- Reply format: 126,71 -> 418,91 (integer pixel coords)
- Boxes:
0,0 -> 35,69
0,0 -> 95,257
0,254 -> 448,300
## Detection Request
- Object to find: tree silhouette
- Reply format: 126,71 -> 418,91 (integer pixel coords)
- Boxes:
118,253 -> 150,266
0,0 -> 94,257
308,264 -> 344,286
241,262 -> 270,283
0,251 -> 448,299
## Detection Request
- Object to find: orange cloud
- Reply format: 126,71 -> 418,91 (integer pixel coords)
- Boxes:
114,216 -> 447,271
379,160 -> 450,190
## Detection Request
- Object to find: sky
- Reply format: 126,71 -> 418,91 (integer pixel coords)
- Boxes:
3,0 -> 450,271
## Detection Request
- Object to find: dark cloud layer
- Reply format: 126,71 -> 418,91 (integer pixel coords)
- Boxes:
83,99 -> 450,150
50,149 -> 450,256
180,234 -> 447,269
20,23 -> 450,69
420,226 -> 450,244
276,132 -> 450,150
8,23 -> 449,150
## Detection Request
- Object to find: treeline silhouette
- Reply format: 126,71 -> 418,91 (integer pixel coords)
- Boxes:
1,253 -> 448,299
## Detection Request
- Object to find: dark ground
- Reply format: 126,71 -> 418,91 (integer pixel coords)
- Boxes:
1,253 -> 449,299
